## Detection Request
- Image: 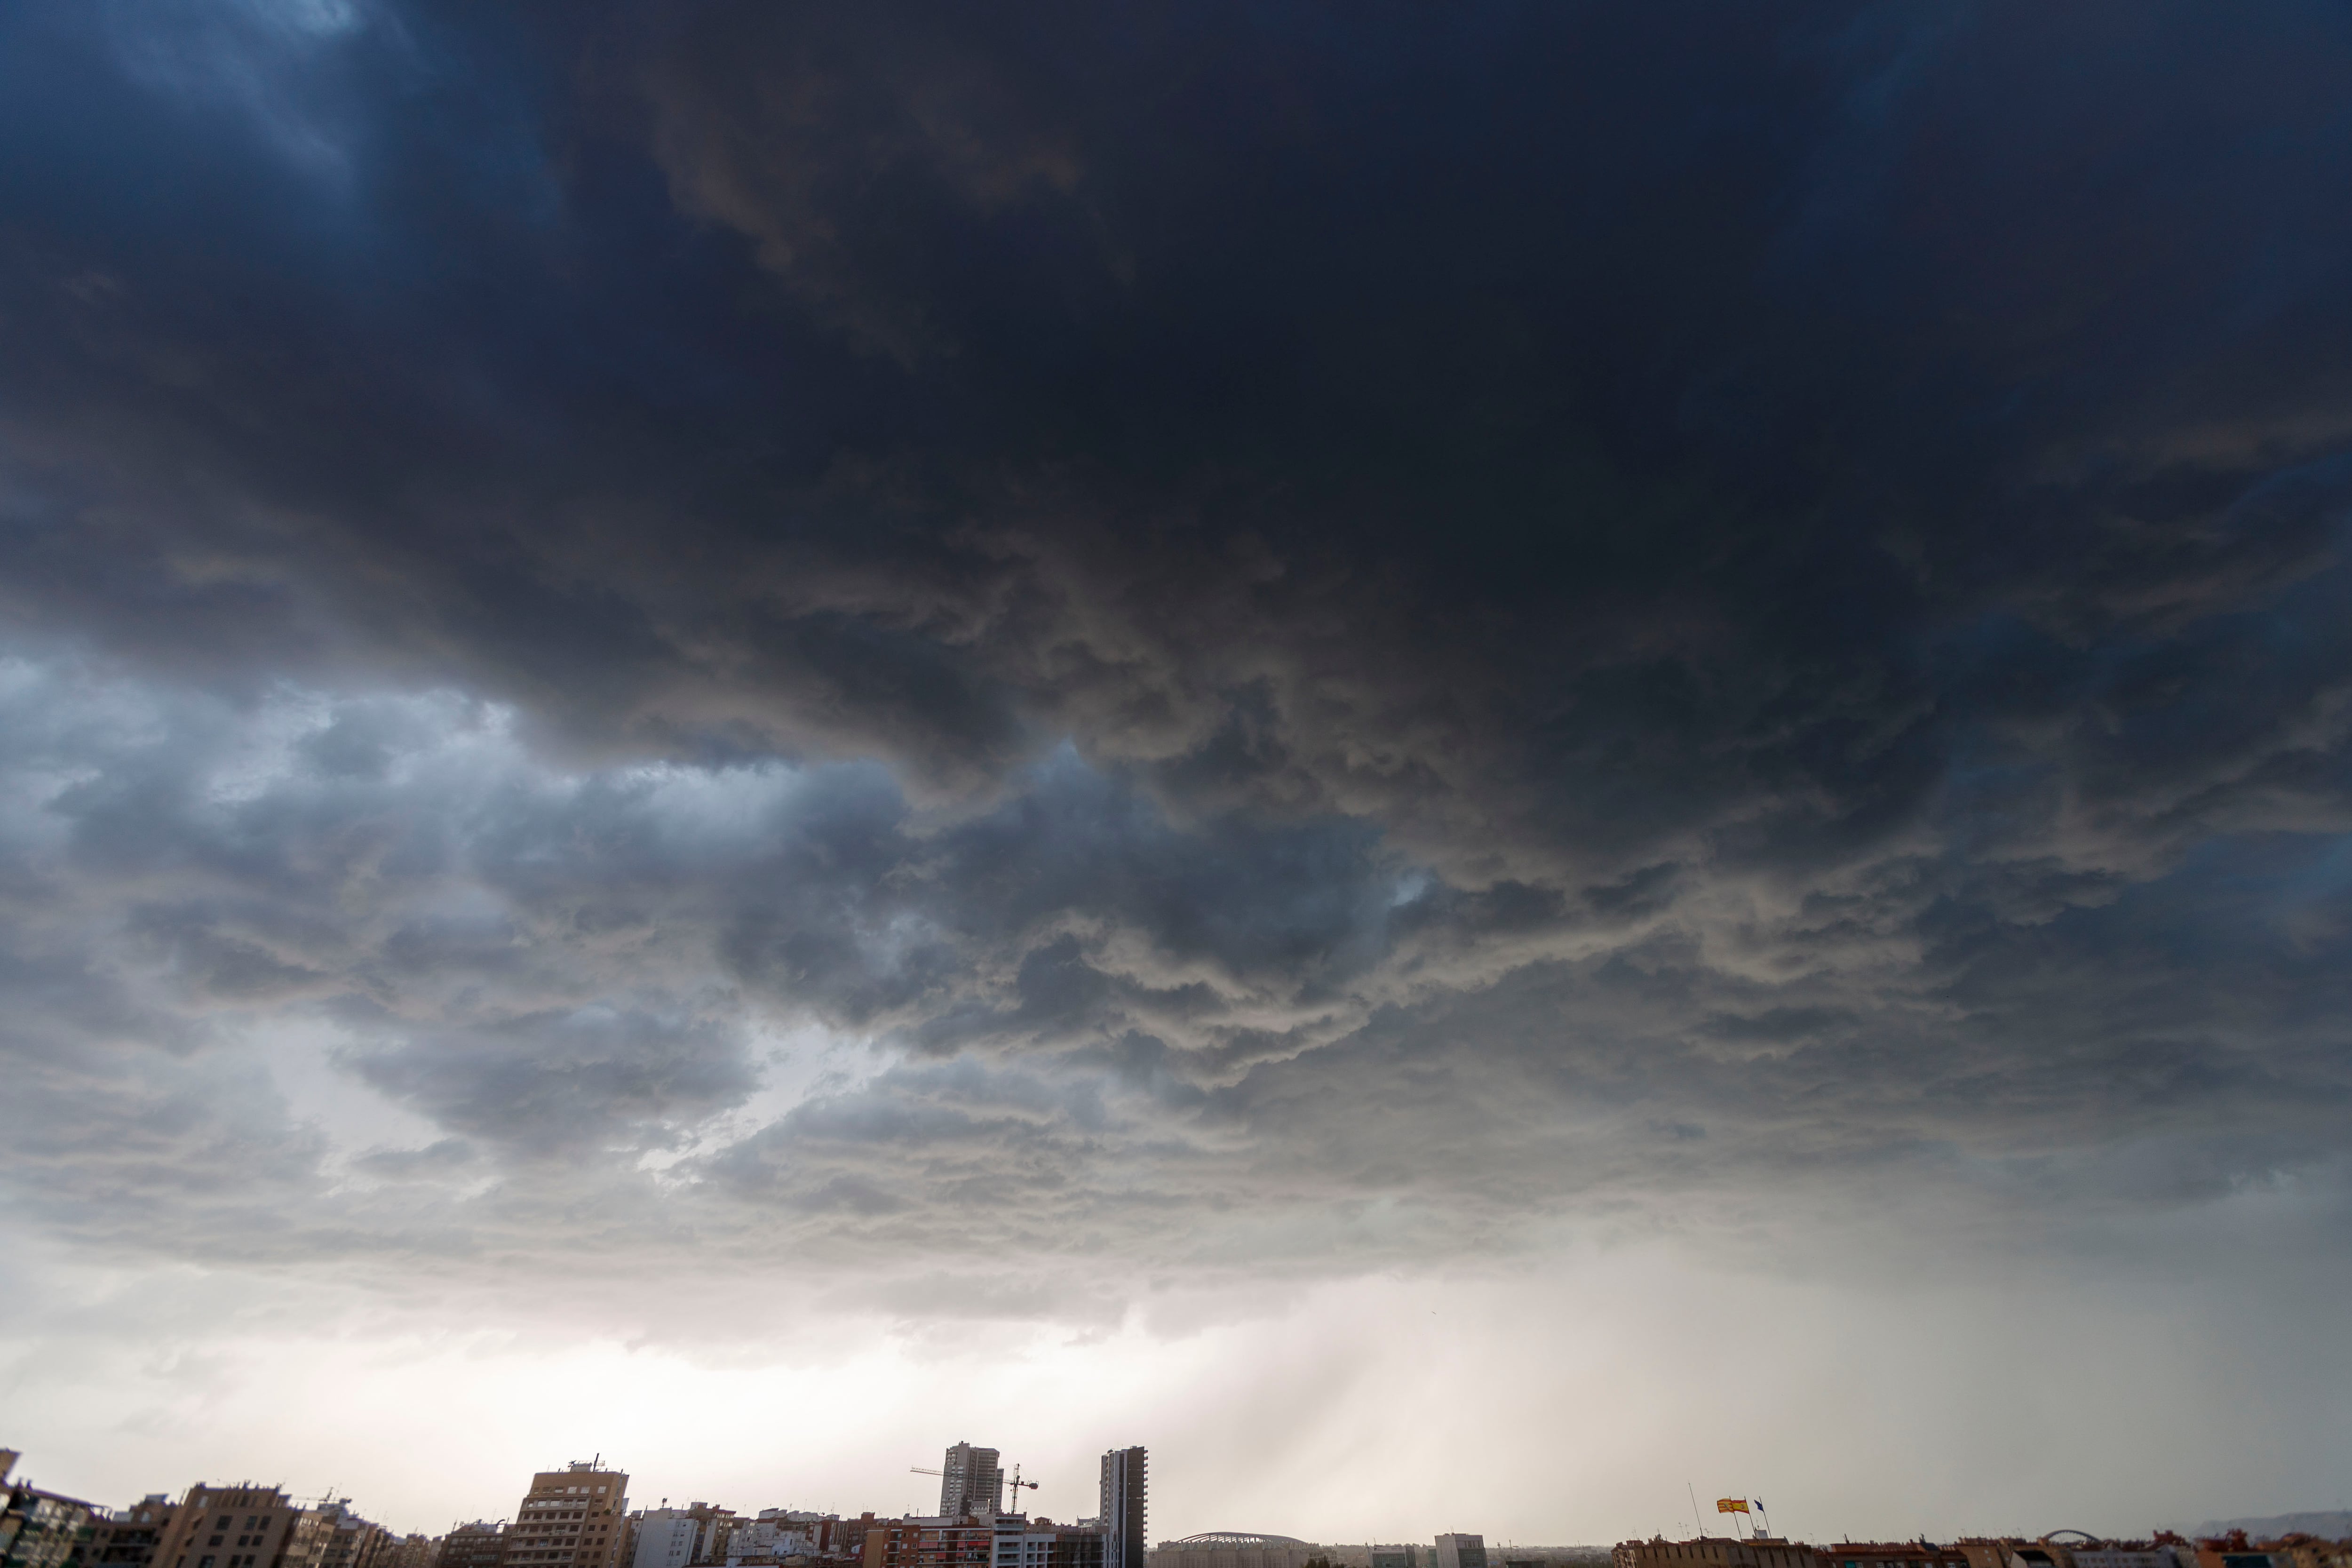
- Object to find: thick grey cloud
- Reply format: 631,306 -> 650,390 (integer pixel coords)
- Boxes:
0,1 -> 2348,1499
0,644 -> 2343,1316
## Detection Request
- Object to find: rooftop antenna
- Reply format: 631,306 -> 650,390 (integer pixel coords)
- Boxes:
1690,1485 -> 1706,1541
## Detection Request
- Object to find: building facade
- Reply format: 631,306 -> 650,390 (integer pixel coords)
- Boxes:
1097,1453 -> 1145,1568
1148,1536 -> 1321,1568
2,1454 -> 105,1568
283,1502 -> 389,1568
1824,1545 -> 1969,1568
859,1521 -> 919,1568
1434,1539 -> 1486,1568
438,1525 -> 508,1568
1613,1540 -> 1822,1568
938,1454 -> 1002,1523
149,1486 -> 302,1568
90,1497 -> 184,1568
631,1507 -> 737,1568
507,1465 -> 630,1568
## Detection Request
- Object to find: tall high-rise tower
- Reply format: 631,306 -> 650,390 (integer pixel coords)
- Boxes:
938,1444 -> 1003,1519
1097,1448 -> 1146,1568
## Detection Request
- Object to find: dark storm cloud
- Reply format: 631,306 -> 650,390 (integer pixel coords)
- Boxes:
1,0 -> 2351,1299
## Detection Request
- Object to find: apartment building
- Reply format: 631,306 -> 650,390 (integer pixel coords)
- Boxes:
92,1498 -> 185,1568
507,1464 -> 630,1568
283,1500 -> 389,1568
439,1523 -> 509,1568
149,1486 -> 302,1568
1097,1453 -> 1145,1568
1825,1545 -> 1969,1568
1612,1539 -> 1823,1568
938,1453 -> 1003,1523
632,1506 -> 736,1568
1,1454 -> 106,1568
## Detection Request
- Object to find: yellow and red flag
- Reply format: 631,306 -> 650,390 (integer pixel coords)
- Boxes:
1715,1500 -> 1750,1515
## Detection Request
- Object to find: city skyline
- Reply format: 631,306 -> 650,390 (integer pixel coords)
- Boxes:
5,1437 -> 2341,1554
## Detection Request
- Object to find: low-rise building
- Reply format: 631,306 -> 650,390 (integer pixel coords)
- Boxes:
1151,1535 -> 1325,1568
438,1522 -> 508,1568
826,1517 -> 890,1568
859,1520 -> 919,1568
2,1454 -> 106,1568
1614,1538 -> 1822,1568
1823,1544 -> 1969,1568
91,1496 -> 184,1568
722,1518 -> 816,1567
2071,1547 -> 2183,1568
633,1510 -> 734,1568
283,1500 -> 389,1568
149,1485 -> 302,1568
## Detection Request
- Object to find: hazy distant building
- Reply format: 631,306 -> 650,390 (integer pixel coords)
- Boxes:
998,1521 -> 1111,1568
149,1485 -> 302,1568
1434,1539 -> 1486,1568
1044,1524 -> 1106,1568
858,1520 -> 919,1568
899,1516 -> 1014,1568
439,1525 -> 509,1568
873,1512 -> 1106,1568
827,1516 -> 892,1568
134,1482 -> 391,1568
1372,1550 -> 1421,1568
1826,1545 -> 1968,1568
282,1499 -> 390,1568
1149,1535 -> 1321,1568
1613,1539 -> 1823,1568
632,1506 -> 738,1568
1097,1451 -> 1146,1568
721,1515 -> 820,1567
507,1464 -> 630,1568
938,1449 -> 1004,1522
1,1455 -> 105,1568
2067,1551 -> 2184,1568
92,1497 -> 184,1568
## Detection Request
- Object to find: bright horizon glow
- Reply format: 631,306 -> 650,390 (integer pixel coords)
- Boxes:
8,1233 -> 2347,1543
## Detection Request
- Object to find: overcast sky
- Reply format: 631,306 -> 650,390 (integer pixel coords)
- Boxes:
3,0 -> 2351,1547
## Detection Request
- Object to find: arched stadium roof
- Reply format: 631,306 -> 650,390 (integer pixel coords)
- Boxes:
1165,1537 -> 1317,1550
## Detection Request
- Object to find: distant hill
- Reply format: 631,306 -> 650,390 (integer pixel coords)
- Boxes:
2188,1514 -> 2352,1541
